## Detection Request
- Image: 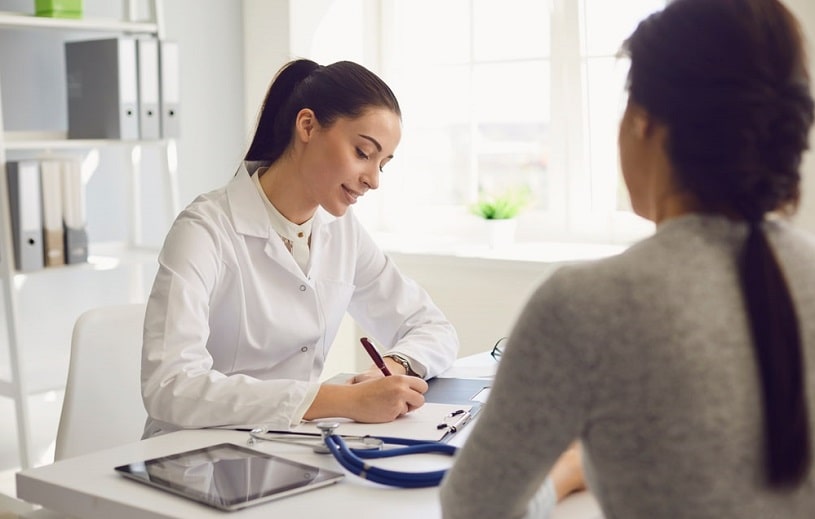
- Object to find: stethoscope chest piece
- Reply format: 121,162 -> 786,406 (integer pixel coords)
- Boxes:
315,421 -> 340,454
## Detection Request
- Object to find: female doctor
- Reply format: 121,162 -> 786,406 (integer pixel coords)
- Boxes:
140,59 -> 459,437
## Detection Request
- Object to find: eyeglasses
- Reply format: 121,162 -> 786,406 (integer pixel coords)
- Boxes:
490,337 -> 508,361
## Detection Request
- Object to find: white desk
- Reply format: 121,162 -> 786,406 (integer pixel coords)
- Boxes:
16,354 -> 600,519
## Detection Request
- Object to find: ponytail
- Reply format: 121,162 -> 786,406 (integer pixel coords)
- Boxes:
742,221 -> 810,487
245,59 -> 321,163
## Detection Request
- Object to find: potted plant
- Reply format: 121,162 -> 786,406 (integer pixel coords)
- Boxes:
470,187 -> 531,248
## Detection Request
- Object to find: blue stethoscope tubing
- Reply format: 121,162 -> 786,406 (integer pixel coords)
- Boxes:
323,434 -> 458,488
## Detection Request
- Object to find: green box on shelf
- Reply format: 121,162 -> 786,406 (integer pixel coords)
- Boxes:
35,0 -> 83,19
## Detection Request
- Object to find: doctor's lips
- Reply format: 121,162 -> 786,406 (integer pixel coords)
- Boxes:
342,185 -> 364,203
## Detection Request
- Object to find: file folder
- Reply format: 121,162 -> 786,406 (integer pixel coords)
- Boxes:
61,158 -> 88,264
136,38 -> 160,140
65,37 -> 139,140
39,159 -> 66,267
6,160 -> 45,272
158,40 -> 180,139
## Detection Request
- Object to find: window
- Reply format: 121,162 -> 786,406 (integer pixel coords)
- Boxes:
365,0 -> 665,244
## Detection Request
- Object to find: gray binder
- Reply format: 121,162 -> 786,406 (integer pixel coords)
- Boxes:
61,159 -> 88,264
158,40 -> 180,139
65,37 -> 140,140
6,160 -> 45,272
136,38 -> 160,140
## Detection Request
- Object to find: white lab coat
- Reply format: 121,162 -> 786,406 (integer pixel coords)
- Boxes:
142,162 -> 459,436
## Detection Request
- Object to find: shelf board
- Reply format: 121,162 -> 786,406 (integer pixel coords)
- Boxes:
10,242 -> 159,279
0,377 -> 64,398
3,131 -> 165,151
0,11 -> 157,33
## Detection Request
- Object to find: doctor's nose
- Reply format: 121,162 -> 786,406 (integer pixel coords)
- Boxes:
360,168 -> 380,191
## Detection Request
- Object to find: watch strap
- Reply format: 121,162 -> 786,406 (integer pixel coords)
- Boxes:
383,353 -> 418,377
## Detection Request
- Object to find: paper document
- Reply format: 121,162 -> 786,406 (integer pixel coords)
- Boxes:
292,402 -> 474,442
322,373 -> 491,406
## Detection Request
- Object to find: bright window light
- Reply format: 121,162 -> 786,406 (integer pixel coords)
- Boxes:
369,0 -> 666,244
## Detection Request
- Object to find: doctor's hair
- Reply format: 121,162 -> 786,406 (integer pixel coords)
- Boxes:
623,0 -> 813,489
245,59 -> 401,163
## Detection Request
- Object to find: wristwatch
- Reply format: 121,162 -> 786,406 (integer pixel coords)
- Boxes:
384,353 -> 419,377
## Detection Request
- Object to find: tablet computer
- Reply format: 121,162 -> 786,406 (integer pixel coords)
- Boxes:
114,443 -> 344,512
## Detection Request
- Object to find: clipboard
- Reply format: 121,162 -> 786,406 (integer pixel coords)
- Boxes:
425,377 -> 491,406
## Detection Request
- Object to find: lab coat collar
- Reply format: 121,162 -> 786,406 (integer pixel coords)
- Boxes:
227,161 -> 337,239
227,161 -> 338,279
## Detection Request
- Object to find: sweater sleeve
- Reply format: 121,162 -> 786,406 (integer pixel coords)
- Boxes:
440,269 -> 591,519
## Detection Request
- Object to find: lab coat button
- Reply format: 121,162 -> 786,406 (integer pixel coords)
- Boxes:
299,284 -> 306,292
301,346 -> 308,352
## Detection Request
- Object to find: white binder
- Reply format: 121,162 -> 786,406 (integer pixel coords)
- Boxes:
39,159 -> 65,267
65,37 -> 140,140
6,160 -> 45,271
136,38 -> 161,140
158,40 -> 180,139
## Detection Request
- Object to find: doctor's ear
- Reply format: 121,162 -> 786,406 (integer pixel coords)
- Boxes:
295,109 -> 317,141
626,101 -> 658,140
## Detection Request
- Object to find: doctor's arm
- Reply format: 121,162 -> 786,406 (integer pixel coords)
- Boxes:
347,224 -> 459,379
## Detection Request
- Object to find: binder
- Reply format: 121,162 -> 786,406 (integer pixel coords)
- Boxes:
39,159 -> 66,267
158,40 -> 180,139
423,377 -> 491,405
65,37 -> 140,140
6,160 -> 45,272
61,158 -> 88,264
136,38 -> 160,140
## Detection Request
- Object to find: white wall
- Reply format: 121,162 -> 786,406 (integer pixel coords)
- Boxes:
787,0 -> 815,233
155,0 -> 245,232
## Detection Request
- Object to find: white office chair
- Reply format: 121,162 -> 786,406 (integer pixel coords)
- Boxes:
54,303 -> 148,461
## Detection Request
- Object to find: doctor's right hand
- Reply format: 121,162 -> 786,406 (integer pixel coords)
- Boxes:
305,375 -> 428,424
348,375 -> 429,422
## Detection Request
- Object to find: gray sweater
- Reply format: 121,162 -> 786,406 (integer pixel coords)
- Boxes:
440,214 -> 815,518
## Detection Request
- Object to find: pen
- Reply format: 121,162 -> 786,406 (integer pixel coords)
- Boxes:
360,337 -> 392,377
436,410 -> 472,432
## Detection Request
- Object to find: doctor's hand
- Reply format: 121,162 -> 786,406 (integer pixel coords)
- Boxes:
347,375 -> 429,422
305,375 -> 428,424
352,356 -> 412,383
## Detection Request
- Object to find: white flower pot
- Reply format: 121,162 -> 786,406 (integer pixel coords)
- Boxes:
485,218 -> 517,248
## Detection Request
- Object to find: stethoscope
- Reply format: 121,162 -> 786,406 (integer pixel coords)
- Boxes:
248,422 -> 458,488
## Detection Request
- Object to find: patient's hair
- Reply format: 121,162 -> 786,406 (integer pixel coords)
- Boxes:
245,59 -> 401,163
623,0 -> 814,488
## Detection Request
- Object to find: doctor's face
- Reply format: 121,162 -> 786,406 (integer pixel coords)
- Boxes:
300,107 -> 402,217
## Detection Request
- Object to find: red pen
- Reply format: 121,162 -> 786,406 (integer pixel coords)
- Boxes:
360,337 -> 392,376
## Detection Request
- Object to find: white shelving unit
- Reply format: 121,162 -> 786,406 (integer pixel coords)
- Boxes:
0,1 -> 178,469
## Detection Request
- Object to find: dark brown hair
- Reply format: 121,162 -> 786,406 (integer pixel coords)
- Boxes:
623,0 -> 814,488
245,59 -> 401,163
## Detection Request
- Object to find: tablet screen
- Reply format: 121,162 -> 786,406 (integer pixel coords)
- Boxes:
115,443 -> 344,511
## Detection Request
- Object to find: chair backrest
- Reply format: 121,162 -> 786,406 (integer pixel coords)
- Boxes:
55,303 -> 148,461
